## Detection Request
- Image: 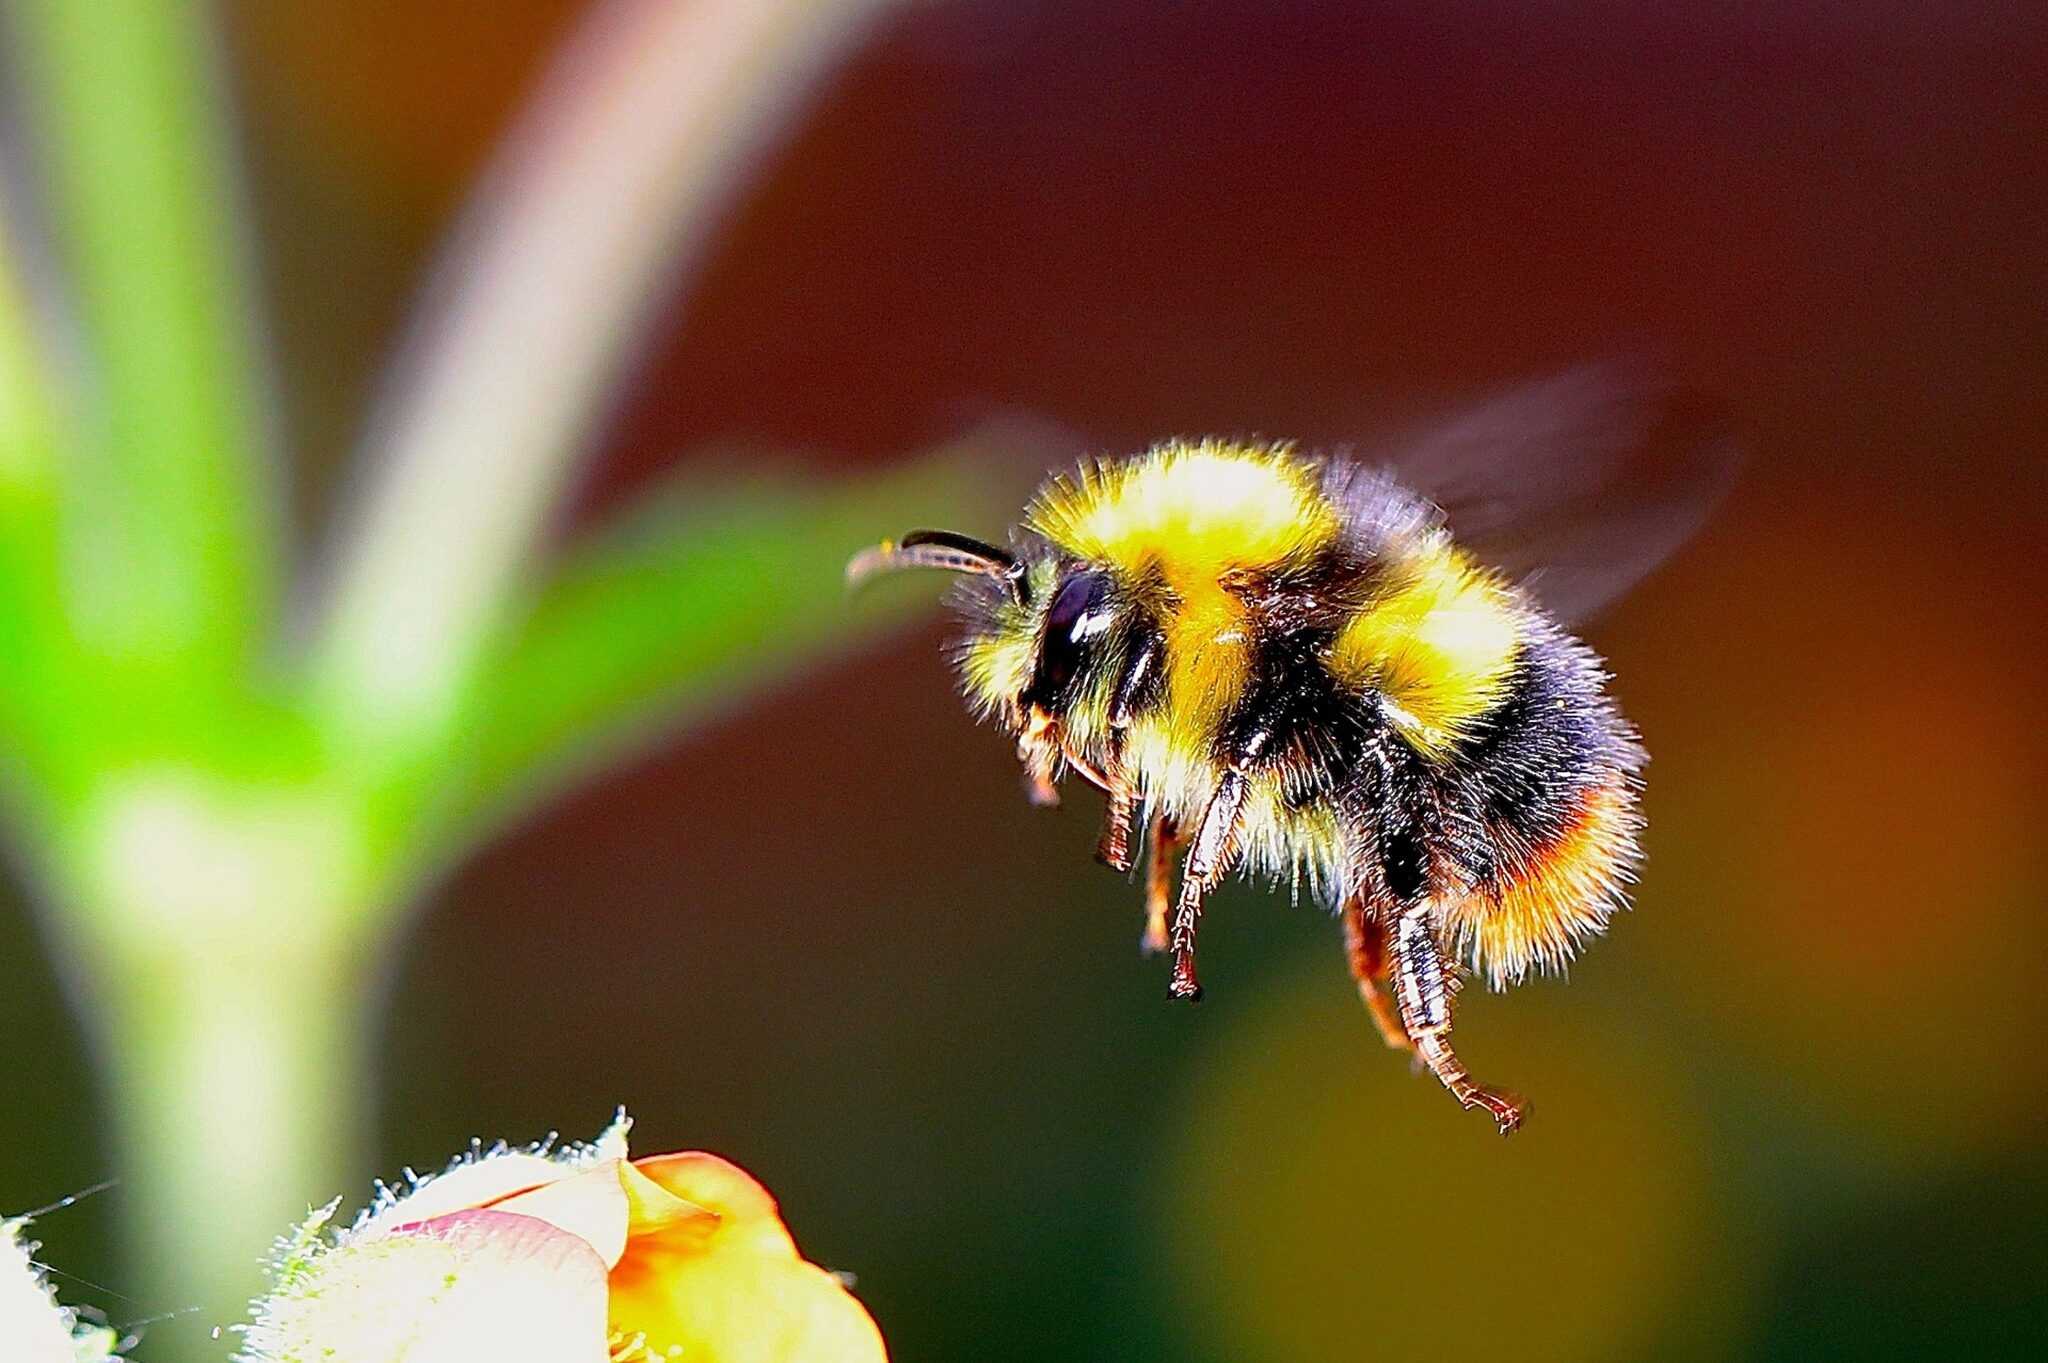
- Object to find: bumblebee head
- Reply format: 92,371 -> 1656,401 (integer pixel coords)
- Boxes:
849,530 -> 1128,803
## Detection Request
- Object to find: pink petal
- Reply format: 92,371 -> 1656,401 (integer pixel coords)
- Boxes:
366,1209 -> 610,1363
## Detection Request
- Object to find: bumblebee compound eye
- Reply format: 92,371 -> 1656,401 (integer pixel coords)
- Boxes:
1025,569 -> 1118,709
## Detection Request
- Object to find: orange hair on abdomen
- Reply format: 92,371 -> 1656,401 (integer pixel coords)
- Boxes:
1444,779 -> 1642,988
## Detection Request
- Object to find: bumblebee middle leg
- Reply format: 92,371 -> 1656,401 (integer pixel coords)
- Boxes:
1340,895 -> 1412,1053
1140,810 -> 1181,956
1096,777 -> 1139,873
1390,904 -> 1524,1134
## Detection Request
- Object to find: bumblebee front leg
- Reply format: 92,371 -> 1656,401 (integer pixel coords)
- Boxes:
1390,905 -> 1524,1134
1340,895 -> 1412,1053
1094,630 -> 1164,873
1168,771 -> 1249,1001
1017,706 -> 1063,807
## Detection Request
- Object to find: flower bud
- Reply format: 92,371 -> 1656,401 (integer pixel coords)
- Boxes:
245,1115 -> 883,1363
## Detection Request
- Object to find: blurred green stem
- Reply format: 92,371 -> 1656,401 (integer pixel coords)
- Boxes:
85,910 -> 369,1343
40,771 -> 371,1343
308,0 -> 901,775
8,0 -> 276,677
3,0 -> 937,1352
0,211 -> 77,828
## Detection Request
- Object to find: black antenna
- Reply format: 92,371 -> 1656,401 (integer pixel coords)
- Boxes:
847,530 -> 1029,604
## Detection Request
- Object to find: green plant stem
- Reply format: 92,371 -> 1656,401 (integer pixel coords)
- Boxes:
0,208 -> 84,824
51,774 -> 374,1350
308,0 -> 902,775
95,932 -> 369,1349
7,0 -> 275,678
2,4 -> 970,1358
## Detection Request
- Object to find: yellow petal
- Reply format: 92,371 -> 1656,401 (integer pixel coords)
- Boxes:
629,1153 -> 790,1253
605,1155 -> 885,1363
608,1249 -> 885,1363
619,1160 -> 719,1245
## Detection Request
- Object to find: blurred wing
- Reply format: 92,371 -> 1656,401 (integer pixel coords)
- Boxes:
1387,365 -> 1740,626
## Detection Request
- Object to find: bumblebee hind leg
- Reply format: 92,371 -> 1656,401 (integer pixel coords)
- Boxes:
1390,904 -> 1524,1134
1340,895 -> 1413,1053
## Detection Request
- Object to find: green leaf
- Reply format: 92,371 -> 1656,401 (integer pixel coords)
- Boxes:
302,0 -> 907,772
444,431 -> 1039,842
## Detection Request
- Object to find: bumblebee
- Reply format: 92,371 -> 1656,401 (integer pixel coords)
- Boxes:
851,369 -> 1733,1132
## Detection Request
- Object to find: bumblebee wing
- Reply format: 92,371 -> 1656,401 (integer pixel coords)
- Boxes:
1386,365 -> 1740,626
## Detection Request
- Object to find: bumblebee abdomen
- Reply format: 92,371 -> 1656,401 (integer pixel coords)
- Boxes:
1435,620 -> 1646,986
1443,776 -> 1641,987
